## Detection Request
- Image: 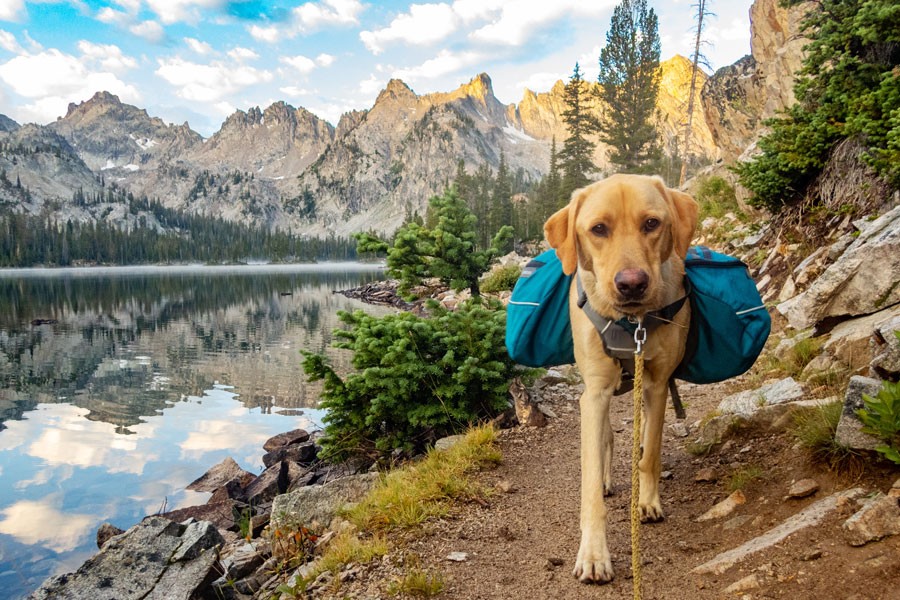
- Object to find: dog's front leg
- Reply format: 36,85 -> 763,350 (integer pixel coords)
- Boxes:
638,368 -> 669,522
574,371 -> 617,583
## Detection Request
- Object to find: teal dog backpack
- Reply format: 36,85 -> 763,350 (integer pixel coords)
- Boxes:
673,245 -> 770,384
505,246 -> 771,383
505,249 -> 575,367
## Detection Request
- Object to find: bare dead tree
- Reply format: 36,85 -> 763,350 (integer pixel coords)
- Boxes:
679,0 -> 714,187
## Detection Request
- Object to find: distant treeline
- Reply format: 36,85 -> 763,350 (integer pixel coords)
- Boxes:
0,195 -> 357,267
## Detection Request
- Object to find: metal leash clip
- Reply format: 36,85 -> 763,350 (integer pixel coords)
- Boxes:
633,319 -> 647,355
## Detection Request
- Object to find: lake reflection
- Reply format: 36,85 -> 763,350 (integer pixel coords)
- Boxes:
0,264 -> 388,598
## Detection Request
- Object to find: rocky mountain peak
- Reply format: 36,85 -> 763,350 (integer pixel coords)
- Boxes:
460,73 -> 493,100
0,114 -> 19,132
378,79 -> 416,104
64,91 -> 127,119
263,101 -> 294,123
661,54 -> 698,78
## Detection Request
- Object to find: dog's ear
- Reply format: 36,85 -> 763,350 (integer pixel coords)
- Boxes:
652,178 -> 698,259
544,188 -> 587,275
668,189 -> 699,259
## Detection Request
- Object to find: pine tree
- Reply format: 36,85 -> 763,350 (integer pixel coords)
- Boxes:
541,138 -> 563,215
357,187 -> 512,298
558,63 -> 599,201
597,0 -> 663,173
489,152 -> 513,251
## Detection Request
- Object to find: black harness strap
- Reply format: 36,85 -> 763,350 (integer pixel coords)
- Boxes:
576,273 -> 689,411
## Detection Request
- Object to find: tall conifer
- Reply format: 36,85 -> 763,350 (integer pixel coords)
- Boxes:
558,63 -> 599,202
597,0 -> 662,173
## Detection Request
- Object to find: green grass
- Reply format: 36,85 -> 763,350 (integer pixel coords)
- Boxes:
727,465 -> 765,492
387,568 -> 445,597
792,402 -> 864,473
344,424 -> 501,530
695,175 -> 741,222
277,424 -> 501,594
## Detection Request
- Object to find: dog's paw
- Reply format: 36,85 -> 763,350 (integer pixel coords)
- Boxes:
639,501 -> 665,523
573,546 -> 614,584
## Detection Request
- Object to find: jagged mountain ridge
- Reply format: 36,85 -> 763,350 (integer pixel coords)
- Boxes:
1,13 -> 802,239
291,74 -> 553,235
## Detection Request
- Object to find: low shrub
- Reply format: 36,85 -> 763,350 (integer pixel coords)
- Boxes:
480,263 -> 522,293
303,299 -> 515,462
858,376 -> 900,465
695,175 -> 741,221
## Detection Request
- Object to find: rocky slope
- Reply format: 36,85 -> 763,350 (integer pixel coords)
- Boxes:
701,0 -> 812,161
0,121 -> 102,213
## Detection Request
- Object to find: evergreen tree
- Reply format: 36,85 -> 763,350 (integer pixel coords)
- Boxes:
558,63 -> 599,201
356,187 -> 512,298
489,152 -> 514,252
537,137 -> 563,218
597,0 -> 663,173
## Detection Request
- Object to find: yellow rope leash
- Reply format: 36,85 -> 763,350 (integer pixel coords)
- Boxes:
631,321 -> 646,600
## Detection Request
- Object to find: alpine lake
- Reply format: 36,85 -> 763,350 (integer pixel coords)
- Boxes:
0,263 -> 389,599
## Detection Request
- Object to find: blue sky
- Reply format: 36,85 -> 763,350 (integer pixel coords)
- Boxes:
0,0 -> 754,137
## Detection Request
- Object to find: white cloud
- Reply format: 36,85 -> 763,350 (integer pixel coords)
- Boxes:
360,3 -> 458,55
96,6 -> 130,25
576,45 -> 601,81
315,53 -> 335,67
713,17 -> 752,42
281,54 -> 316,74
130,20 -> 165,42
114,0 -> 142,13
249,0 -> 364,44
470,0 -> 614,46
0,497 -> 95,553
0,0 -> 26,22
145,0 -> 223,25
0,48 -> 141,122
248,24 -> 280,43
280,85 -> 313,97
392,49 -> 481,82
450,0 -> 504,22
21,30 -> 41,52
0,29 -> 22,53
305,100 -> 357,125
77,41 -> 138,73
358,73 -> 385,97
213,100 -> 234,117
185,37 -> 213,55
228,46 -> 259,61
294,0 -> 363,29
155,56 -> 273,102
515,71 -> 564,94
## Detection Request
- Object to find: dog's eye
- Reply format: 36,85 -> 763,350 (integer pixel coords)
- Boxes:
591,223 -> 608,237
643,218 -> 660,233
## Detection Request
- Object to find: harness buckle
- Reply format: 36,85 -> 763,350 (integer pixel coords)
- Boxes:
633,320 -> 647,355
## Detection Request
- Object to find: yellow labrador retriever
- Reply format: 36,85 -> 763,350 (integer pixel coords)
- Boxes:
544,174 -> 698,583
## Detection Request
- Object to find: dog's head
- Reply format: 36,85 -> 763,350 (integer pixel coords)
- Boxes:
544,174 -> 698,317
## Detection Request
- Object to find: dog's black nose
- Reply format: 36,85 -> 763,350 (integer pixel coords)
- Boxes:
615,269 -> 649,299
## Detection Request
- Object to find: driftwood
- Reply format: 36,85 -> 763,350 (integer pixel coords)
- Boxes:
336,281 -> 414,309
